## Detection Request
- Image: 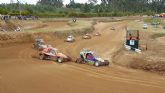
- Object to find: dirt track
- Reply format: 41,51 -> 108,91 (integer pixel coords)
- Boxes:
157,37 -> 165,45
0,21 -> 165,93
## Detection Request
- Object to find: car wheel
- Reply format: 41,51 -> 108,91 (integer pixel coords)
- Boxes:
76,58 -> 83,63
104,60 -> 110,65
33,44 -> 36,48
57,58 -> 63,63
94,62 -> 100,67
40,54 -> 45,60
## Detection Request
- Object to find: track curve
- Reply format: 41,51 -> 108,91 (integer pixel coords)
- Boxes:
0,21 -> 165,93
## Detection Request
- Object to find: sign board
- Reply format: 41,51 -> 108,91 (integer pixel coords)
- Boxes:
130,40 -> 135,45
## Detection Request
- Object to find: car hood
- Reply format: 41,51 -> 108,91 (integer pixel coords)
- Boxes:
67,38 -> 73,41
40,45 -> 47,48
57,53 -> 67,58
83,35 -> 90,38
96,57 -> 105,62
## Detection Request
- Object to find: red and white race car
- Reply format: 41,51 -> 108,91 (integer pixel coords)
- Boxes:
160,13 -> 165,17
82,33 -> 92,39
39,47 -> 72,63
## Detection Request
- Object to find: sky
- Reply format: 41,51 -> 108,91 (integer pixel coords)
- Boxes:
0,0 -> 101,5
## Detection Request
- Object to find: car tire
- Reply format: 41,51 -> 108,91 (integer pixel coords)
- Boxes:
57,58 -> 63,63
40,54 -> 45,60
94,62 -> 100,67
104,60 -> 110,65
76,58 -> 83,63
33,44 -> 37,49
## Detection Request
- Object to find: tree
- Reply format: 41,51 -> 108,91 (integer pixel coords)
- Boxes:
0,0 -> 164,17
70,0 -> 75,5
37,0 -> 63,8
88,0 -> 98,4
101,0 -> 112,4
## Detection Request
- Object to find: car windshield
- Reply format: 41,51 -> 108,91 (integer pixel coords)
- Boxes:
86,33 -> 89,35
93,52 -> 100,58
68,36 -> 73,38
36,39 -> 44,42
86,52 -> 100,60
50,49 -> 58,54
40,42 -> 45,45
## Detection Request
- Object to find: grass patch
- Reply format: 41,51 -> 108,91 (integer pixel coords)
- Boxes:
21,20 -> 95,38
127,19 -> 165,32
161,18 -> 165,26
41,18 -> 69,23
24,20 -> 94,33
54,20 -> 95,37
144,18 -> 161,23
151,33 -> 165,39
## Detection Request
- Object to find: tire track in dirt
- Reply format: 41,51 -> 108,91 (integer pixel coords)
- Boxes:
46,21 -> 165,88
1,21 -> 165,93
66,64 -> 165,89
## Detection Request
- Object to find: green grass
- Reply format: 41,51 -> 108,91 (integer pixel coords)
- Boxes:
143,18 -> 165,27
23,20 -> 93,32
144,18 -> 161,23
53,20 -> 94,37
151,33 -> 165,39
127,19 -> 165,32
20,20 -> 95,38
162,18 -> 165,26
41,18 -> 69,23
127,19 -> 165,40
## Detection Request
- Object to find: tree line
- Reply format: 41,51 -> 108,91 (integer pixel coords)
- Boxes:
0,0 -> 164,17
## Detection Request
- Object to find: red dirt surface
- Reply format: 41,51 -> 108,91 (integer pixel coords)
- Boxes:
157,36 -> 165,45
23,21 -> 68,30
113,27 -> 165,75
0,21 -> 165,93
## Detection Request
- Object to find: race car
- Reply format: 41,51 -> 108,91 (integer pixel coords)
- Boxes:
143,24 -> 148,29
39,47 -> 72,63
110,27 -> 115,30
65,35 -> 75,42
75,49 -> 109,67
82,33 -> 92,39
94,32 -> 101,36
33,38 -> 47,51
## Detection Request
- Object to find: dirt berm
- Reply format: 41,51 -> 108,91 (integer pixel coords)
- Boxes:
112,30 -> 165,75
1,20 -> 165,93
0,20 -> 95,47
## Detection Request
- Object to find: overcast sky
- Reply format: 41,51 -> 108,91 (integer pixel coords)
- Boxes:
0,0 -> 101,4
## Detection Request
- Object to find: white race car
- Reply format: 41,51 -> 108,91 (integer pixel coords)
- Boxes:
143,24 -> 148,29
65,35 -> 75,42
82,33 -> 92,39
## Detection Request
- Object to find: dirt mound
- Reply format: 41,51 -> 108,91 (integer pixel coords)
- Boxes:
54,20 -> 96,38
54,27 -> 94,38
23,21 -> 68,30
157,36 -> 165,45
0,20 -> 21,31
130,59 -> 165,74
113,29 -> 165,75
1,20 -> 165,93
0,27 -> 94,47
0,20 -> 95,47
0,32 -> 58,47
